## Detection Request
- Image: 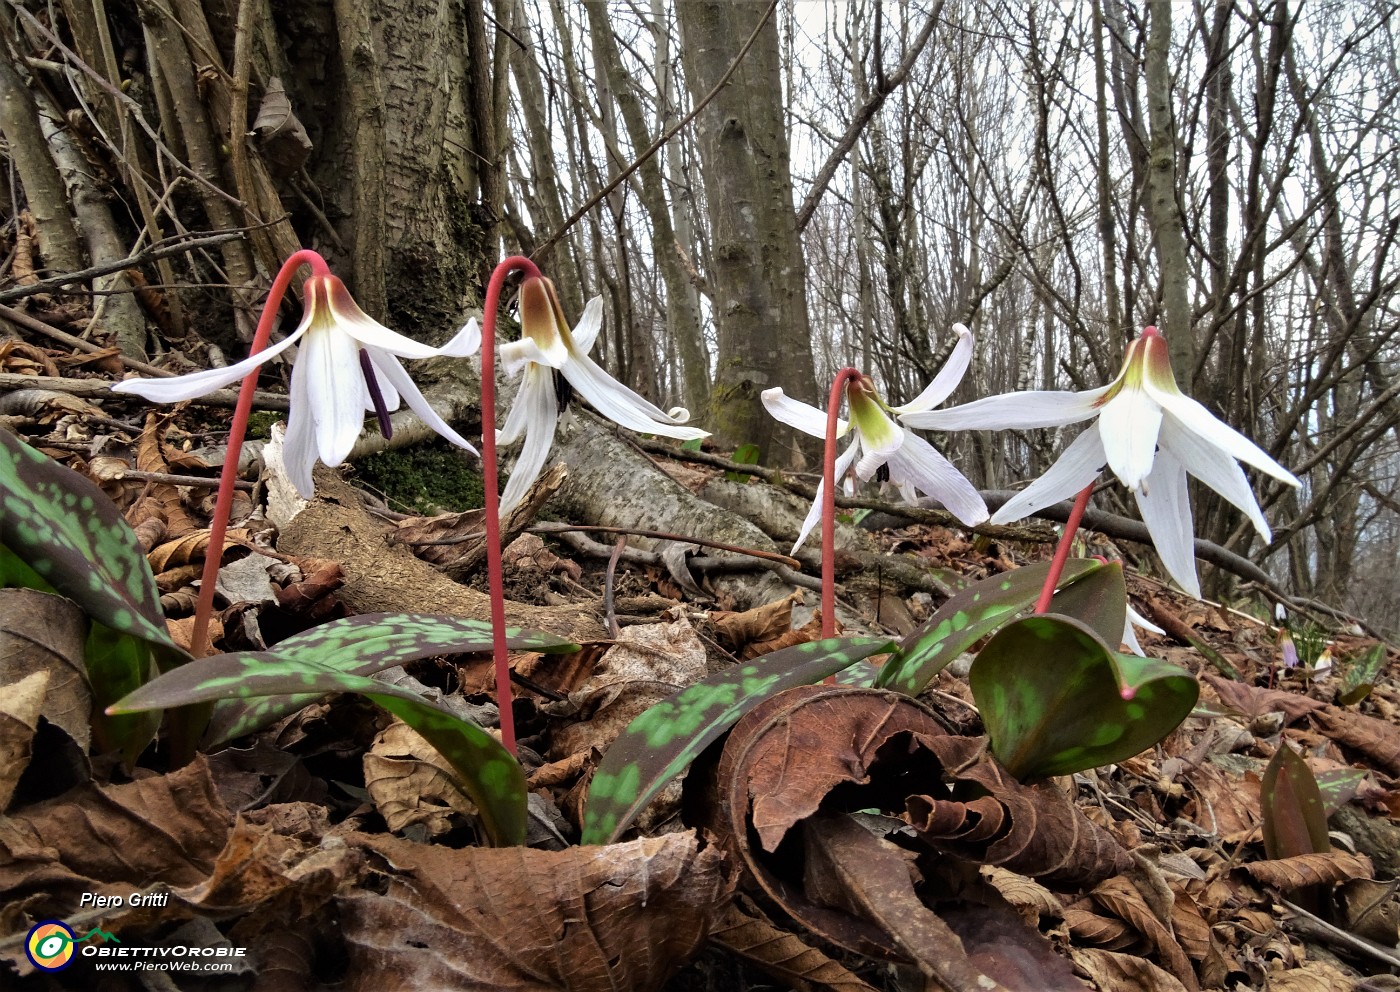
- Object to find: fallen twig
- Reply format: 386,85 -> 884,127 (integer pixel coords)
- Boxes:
0,372 -> 290,411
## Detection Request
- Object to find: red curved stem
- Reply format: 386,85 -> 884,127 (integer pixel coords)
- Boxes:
1033,482 -> 1095,614
822,368 -> 863,642
191,249 -> 330,658
481,255 -> 542,755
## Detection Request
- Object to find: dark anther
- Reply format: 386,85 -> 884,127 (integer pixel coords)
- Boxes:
359,349 -> 394,439
875,463 -> 890,484
553,368 -> 575,414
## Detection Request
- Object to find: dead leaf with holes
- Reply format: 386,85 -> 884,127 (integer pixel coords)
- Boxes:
337,829 -> 733,991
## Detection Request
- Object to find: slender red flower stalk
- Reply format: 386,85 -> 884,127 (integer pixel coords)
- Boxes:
190,249 -> 330,658
1032,482 -> 1095,615
482,256 -> 543,755
821,368 -> 863,643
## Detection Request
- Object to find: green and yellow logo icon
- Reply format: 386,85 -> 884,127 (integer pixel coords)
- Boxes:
25,920 -> 118,971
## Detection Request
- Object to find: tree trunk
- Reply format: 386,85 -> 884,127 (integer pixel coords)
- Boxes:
676,0 -> 817,464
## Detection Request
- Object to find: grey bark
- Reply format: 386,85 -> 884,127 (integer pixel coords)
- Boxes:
676,0 -> 818,463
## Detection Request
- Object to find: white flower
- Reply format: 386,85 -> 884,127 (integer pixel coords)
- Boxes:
496,276 -> 707,515
112,273 -> 481,497
762,324 -> 988,553
902,326 -> 1301,598
1122,603 -> 1164,656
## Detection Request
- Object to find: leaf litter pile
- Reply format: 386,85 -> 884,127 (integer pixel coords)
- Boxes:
2,362 -> 1400,991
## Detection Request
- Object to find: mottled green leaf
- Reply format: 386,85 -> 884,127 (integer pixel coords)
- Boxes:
877,559 -> 1102,695
1261,742 -> 1330,860
85,623 -> 160,767
724,443 -> 761,482
581,635 -> 895,845
0,428 -> 179,658
1315,768 -> 1366,818
205,612 -> 578,745
108,643 -> 528,845
1339,644 -> 1389,706
1042,560 -> 1127,648
970,614 -> 1198,780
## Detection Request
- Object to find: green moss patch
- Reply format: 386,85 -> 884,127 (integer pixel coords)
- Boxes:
354,439 -> 484,515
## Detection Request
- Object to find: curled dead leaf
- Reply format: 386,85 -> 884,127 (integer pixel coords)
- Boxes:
0,588 -> 91,751
0,670 -> 48,810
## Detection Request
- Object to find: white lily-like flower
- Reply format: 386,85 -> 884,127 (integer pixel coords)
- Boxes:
497,276 -> 708,515
112,272 -> 481,497
902,326 -> 1301,598
763,325 -> 988,553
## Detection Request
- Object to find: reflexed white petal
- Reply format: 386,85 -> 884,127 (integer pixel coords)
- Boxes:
339,314 -> 451,360
1122,620 -> 1146,656
438,318 -> 482,358
1128,603 -> 1165,635
281,353 -> 318,498
853,444 -> 889,481
561,353 -> 708,439
1134,449 -> 1201,599
892,323 -> 974,414
990,427 -> 1107,524
901,387 -> 1110,431
370,351 -> 478,454
1097,387 -> 1162,490
569,297 -> 605,355
792,440 -> 860,553
1160,417 -> 1271,540
1150,387 -> 1301,487
501,338 -> 557,375
498,362 -> 554,446
499,364 -> 562,517
110,328 -> 303,402
301,327 -> 368,467
882,430 -> 989,526
762,387 -> 847,439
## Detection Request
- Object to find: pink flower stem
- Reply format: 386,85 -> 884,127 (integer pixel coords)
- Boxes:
1033,482 -> 1095,614
821,369 -> 863,646
191,249 -> 330,659
482,256 -> 542,756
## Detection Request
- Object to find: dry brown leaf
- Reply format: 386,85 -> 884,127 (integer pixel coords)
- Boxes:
1338,877 -> 1400,946
165,614 -> 225,653
1069,946 -> 1191,992
550,618 -> 707,762
1240,851 -> 1374,890
1091,875 -> 1198,990
0,755 -> 231,921
252,76 -> 314,175
175,809 -> 355,919
1062,907 -> 1138,949
941,901 -> 1092,992
363,720 -> 476,836
1169,886 -> 1215,962
1203,673 -> 1325,725
338,829 -> 733,992
1266,960 -> 1360,992
147,527 -> 249,572
1312,705 -> 1400,776
979,866 -> 1065,921
0,587 -> 91,750
133,413 -> 202,536
802,815 -> 1012,990
710,898 -> 880,992
711,591 -> 801,658
0,670 -> 48,810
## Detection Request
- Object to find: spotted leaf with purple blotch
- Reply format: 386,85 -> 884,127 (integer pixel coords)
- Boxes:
969,614 -> 1197,780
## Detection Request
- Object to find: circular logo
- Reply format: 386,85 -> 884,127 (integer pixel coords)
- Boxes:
26,921 -> 76,971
